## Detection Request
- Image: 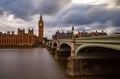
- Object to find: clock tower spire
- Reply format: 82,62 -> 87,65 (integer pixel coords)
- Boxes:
38,13 -> 44,42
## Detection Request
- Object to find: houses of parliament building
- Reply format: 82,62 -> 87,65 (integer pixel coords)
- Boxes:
0,15 -> 44,47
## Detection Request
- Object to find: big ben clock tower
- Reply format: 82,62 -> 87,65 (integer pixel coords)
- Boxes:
38,14 -> 44,42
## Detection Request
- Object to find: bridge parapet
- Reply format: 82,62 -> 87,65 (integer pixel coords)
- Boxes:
76,35 -> 120,40
49,35 -> 120,45
75,35 -> 120,47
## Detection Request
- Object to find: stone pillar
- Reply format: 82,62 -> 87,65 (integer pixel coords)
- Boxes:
56,40 -> 60,52
47,42 -> 51,51
55,40 -> 60,59
66,26 -> 81,76
50,43 -> 55,55
71,39 -> 75,57
66,38 -> 80,76
71,26 -> 75,57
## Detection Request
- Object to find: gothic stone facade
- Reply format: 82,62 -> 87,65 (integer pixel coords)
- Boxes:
76,30 -> 107,38
0,29 -> 37,46
52,30 -> 107,40
0,15 -> 44,46
52,31 -> 73,40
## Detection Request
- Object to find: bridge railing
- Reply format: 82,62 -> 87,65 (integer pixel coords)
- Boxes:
75,35 -> 120,40
48,35 -> 120,46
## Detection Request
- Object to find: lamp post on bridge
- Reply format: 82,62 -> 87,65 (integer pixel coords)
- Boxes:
71,26 -> 75,57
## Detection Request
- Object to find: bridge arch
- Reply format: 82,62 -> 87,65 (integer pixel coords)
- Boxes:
75,44 -> 120,59
60,43 -> 71,51
59,43 -> 71,58
59,42 -> 71,48
53,42 -> 57,48
50,43 -> 52,47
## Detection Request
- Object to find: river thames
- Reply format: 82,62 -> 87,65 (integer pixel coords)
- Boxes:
0,48 -> 119,79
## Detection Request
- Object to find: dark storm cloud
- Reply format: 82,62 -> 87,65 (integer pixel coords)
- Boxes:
0,0 -> 70,20
38,0 -> 70,14
86,6 -> 120,26
61,5 -> 120,26
61,5 -> 92,25
0,0 -> 33,19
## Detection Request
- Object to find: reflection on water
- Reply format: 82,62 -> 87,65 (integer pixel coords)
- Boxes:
0,48 -> 66,79
0,48 -> 119,79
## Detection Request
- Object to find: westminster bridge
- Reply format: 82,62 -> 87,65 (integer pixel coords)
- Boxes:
47,35 -> 120,76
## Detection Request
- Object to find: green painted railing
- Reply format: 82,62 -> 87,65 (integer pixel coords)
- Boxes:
75,35 -> 120,40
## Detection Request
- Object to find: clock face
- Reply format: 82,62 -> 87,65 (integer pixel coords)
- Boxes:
40,23 -> 42,26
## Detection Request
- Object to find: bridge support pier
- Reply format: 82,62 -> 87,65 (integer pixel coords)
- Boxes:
66,57 -> 81,76
54,40 -> 61,59
50,48 -> 56,55
54,50 -> 60,59
66,33 -> 81,76
66,59 -> 120,76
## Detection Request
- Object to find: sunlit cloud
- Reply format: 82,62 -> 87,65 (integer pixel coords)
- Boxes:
71,0 -> 98,5
71,0 -> 120,8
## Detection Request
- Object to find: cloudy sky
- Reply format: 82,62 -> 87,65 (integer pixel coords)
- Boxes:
0,0 -> 120,38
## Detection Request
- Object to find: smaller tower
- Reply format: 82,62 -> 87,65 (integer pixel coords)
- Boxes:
11,31 -> 15,35
28,28 -> 34,35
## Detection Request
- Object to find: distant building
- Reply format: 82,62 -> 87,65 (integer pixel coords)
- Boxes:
52,31 -> 73,40
0,14 -> 44,46
52,30 -> 107,40
76,30 -> 107,38
0,29 -> 37,46
114,32 -> 120,35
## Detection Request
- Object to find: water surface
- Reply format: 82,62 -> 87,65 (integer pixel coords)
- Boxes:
0,48 -> 65,79
0,48 -> 119,79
